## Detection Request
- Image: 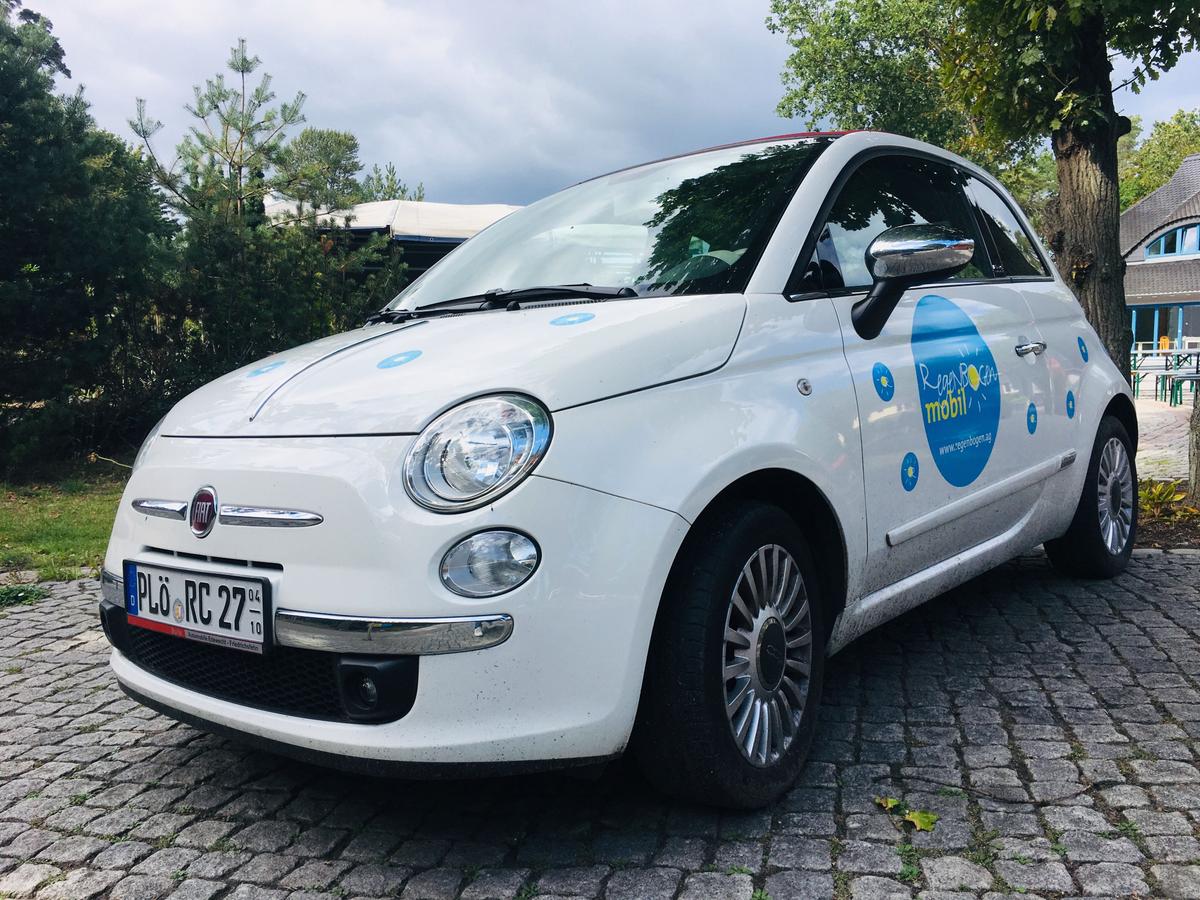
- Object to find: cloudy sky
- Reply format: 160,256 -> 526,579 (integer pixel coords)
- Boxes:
31,0 -> 1200,206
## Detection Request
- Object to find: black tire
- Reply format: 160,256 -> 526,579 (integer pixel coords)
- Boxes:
1045,415 -> 1137,579
632,501 -> 825,808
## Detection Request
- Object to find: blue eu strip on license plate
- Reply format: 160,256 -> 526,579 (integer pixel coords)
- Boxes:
123,560 -> 138,615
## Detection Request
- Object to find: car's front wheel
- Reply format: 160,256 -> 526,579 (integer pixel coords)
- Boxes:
1045,414 -> 1137,578
632,502 -> 825,808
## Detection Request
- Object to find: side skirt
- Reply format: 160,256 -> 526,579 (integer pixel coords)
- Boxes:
826,505 -> 1047,655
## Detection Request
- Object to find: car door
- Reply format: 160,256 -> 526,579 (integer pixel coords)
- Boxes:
964,174 -> 1079,492
799,153 -> 1059,596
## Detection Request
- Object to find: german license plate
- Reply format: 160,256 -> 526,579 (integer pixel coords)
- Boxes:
122,561 -> 271,654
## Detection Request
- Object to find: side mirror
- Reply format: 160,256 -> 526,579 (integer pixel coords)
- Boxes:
850,223 -> 975,340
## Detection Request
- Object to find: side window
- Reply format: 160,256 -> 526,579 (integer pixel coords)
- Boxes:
967,177 -> 1049,277
810,156 -> 988,291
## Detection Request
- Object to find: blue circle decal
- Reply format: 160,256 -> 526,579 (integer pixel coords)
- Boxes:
901,452 -> 920,492
550,312 -> 595,326
1026,402 -> 1038,435
377,350 -> 422,369
247,360 -> 285,377
1066,390 -> 1076,419
1078,337 -> 1089,362
911,295 -> 1001,488
871,362 -> 895,401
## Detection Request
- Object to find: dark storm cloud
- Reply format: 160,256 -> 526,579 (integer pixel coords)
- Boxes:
33,0 -> 807,204
32,0 -> 1200,206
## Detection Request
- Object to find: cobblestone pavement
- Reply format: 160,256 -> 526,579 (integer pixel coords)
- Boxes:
1134,396 -> 1191,481
3,552 -> 1200,899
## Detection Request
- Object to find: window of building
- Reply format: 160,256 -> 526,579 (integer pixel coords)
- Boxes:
1145,224 -> 1200,258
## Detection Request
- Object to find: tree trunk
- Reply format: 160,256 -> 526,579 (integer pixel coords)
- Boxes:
1045,15 -> 1131,383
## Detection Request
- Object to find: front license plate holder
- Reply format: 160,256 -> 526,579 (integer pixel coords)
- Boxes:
122,560 -> 273,655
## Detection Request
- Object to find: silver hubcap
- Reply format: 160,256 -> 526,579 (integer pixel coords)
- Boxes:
723,545 -> 813,767
1097,437 -> 1134,555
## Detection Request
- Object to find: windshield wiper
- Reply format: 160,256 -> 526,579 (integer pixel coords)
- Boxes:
423,283 -> 639,311
366,284 -> 638,324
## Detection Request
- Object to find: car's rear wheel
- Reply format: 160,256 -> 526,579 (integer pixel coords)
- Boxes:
1045,414 -> 1137,578
632,502 -> 825,808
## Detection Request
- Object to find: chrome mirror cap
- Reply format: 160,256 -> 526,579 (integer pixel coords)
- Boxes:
866,223 -> 975,280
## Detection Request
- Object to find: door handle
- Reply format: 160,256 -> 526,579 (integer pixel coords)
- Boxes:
1015,341 -> 1046,357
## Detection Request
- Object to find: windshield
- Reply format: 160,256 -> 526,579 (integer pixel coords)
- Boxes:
389,138 -> 834,310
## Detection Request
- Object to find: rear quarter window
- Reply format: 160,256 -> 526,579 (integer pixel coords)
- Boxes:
967,177 -> 1049,278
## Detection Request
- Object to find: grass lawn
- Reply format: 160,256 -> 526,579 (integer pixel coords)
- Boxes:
0,465 -> 127,581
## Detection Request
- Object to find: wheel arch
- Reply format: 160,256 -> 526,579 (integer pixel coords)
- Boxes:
664,468 -> 849,645
1103,392 -> 1138,452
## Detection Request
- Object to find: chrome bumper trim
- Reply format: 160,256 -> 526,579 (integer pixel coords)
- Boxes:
132,499 -> 187,520
101,569 -> 123,605
275,609 -> 513,655
218,505 -> 324,528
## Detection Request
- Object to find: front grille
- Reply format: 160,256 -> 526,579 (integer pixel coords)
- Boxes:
124,627 -> 345,721
141,546 -> 284,571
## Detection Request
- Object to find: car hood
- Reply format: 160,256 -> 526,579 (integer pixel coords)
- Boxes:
162,294 -> 747,437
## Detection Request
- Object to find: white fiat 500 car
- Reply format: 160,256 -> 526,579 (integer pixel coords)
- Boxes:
101,130 -> 1137,808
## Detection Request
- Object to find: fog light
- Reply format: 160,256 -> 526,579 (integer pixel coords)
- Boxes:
440,530 -> 539,597
336,657 -> 419,723
356,675 -> 378,709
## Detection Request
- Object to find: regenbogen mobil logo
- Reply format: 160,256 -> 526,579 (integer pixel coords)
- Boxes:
911,294 -> 1001,488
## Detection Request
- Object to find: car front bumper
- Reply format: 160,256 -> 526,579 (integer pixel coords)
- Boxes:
101,569 -> 515,656
103,435 -> 689,766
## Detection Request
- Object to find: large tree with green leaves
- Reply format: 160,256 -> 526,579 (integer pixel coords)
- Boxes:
767,0 -> 1036,170
0,18 -> 414,473
950,2 -> 1200,503
132,38 -> 305,221
950,0 -> 1199,382
769,0 -> 1199,382
769,0 -> 1200,497
130,40 -> 408,377
0,1 -> 174,468
765,0 -> 1061,277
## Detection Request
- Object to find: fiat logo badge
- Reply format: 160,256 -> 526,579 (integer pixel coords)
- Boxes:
189,486 -> 217,538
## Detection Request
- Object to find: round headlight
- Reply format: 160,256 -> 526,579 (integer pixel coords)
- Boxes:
440,530 -> 539,597
404,394 -> 552,512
